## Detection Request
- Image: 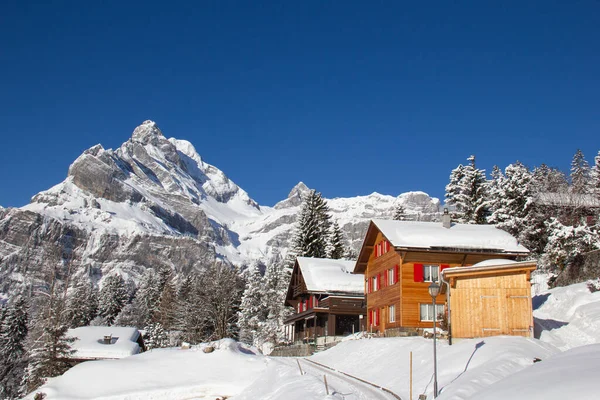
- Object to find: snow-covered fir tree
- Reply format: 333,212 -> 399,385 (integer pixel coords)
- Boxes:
445,155 -> 488,224
0,294 -> 29,399
392,203 -> 408,221
290,189 -> 332,259
257,258 -> 291,346
143,322 -> 169,350
488,162 -> 546,255
155,275 -> 177,331
570,149 -> 591,194
173,274 -> 210,344
532,164 -> 569,193
590,150 -> 600,197
24,294 -> 75,394
130,269 -> 163,328
327,221 -> 347,259
98,274 -> 128,325
238,262 -> 268,346
542,218 -> 599,280
65,282 -> 98,328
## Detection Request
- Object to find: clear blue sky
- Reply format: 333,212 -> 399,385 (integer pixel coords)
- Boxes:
1,1 -> 598,207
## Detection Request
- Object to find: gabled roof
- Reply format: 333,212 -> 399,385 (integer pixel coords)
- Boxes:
67,326 -> 142,360
355,219 -> 530,273
286,257 -> 364,302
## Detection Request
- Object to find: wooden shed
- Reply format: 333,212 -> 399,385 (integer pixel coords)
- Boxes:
442,260 -> 536,339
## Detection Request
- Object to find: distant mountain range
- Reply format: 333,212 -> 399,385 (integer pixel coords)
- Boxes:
0,121 -> 441,293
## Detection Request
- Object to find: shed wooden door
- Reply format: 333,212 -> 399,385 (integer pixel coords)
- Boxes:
480,290 -> 502,337
505,289 -> 532,337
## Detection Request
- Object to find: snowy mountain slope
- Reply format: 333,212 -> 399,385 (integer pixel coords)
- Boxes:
0,120 -> 440,292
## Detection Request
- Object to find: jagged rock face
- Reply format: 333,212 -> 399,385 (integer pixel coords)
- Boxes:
0,120 -> 441,296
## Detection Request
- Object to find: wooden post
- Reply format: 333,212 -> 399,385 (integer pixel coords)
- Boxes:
296,359 -> 304,375
324,375 -> 329,395
410,351 -> 413,400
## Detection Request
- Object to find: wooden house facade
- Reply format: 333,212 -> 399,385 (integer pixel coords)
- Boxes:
284,257 -> 366,344
353,215 -> 531,337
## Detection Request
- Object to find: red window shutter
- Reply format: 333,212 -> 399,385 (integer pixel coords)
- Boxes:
384,270 -> 388,287
394,265 -> 399,283
414,264 -> 424,282
308,296 -> 313,309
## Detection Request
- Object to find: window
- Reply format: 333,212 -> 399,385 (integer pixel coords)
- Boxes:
374,240 -> 391,258
369,309 -> 380,326
419,303 -> 444,322
373,275 -> 379,291
388,265 -> 399,285
423,264 -> 440,282
389,305 -> 396,323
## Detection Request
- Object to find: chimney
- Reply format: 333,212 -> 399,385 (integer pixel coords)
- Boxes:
103,334 -> 112,345
442,208 -> 451,229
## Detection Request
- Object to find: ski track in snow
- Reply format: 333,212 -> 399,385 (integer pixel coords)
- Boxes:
275,357 -> 398,400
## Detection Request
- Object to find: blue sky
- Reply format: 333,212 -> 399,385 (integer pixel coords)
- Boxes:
1,1 -> 598,207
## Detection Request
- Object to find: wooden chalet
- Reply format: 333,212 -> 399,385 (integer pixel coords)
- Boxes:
443,260 -> 537,338
353,212 -> 531,338
284,257 -> 366,344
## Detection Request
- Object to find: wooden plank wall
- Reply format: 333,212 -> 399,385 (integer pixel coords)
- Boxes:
450,272 -> 533,338
366,232 -> 402,332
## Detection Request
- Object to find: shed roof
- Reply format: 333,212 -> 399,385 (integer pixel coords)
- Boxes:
296,257 -> 364,294
442,260 -> 537,278
67,326 -> 142,360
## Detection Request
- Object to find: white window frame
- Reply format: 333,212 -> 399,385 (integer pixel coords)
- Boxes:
388,268 -> 396,285
419,303 -> 444,322
423,264 -> 440,282
389,305 -> 396,323
373,275 -> 379,292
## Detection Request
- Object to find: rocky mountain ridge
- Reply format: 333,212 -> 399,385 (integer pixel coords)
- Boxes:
0,121 -> 441,294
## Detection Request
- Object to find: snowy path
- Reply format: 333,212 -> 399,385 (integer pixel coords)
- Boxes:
274,357 -> 400,400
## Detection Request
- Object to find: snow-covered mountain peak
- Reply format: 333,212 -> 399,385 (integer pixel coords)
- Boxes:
274,181 -> 311,209
131,120 -> 164,144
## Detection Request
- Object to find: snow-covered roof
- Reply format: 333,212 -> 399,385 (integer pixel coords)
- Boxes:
296,257 -> 364,294
534,192 -> 600,208
442,260 -> 536,276
372,219 -> 529,254
68,326 -> 142,360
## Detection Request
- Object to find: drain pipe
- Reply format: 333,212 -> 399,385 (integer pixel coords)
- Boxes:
440,272 -> 452,346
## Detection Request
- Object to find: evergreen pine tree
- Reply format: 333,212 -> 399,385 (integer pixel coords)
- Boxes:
570,149 -> 591,194
238,263 -> 267,346
290,189 -> 331,259
257,259 -> 292,346
392,203 -> 408,221
174,275 -> 208,344
98,274 -> 128,325
488,162 -> 547,254
132,269 -> 162,328
445,156 -> 488,224
24,296 -> 75,394
590,151 -> 600,197
143,322 -> 169,350
155,275 -> 177,330
327,221 -> 347,259
0,294 -> 29,399
65,282 -> 98,328
532,164 -> 569,193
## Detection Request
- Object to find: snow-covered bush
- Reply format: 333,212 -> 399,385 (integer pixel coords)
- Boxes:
587,278 -> 600,293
